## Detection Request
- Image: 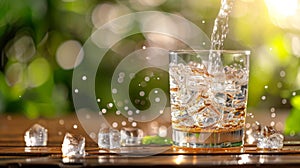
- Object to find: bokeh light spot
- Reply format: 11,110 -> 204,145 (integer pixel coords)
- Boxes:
56,40 -> 84,70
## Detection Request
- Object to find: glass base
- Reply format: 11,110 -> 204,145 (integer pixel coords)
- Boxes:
172,128 -> 244,148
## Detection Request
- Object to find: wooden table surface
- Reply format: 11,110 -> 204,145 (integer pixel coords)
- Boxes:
1,114 -> 300,168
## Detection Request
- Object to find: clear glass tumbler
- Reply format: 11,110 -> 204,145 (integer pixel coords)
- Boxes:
169,50 -> 250,148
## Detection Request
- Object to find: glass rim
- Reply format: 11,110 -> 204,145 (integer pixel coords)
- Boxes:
169,49 -> 251,55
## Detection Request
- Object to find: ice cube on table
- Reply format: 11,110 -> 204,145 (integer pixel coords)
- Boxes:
256,126 -> 284,150
120,127 -> 143,146
98,128 -> 121,149
24,124 -> 48,147
62,132 -> 85,158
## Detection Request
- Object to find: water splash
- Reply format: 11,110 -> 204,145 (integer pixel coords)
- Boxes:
210,0 -> 235,50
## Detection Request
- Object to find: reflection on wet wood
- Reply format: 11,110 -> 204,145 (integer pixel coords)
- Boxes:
1,114 -> 300,167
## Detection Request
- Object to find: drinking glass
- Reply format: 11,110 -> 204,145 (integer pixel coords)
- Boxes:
169,50 -> 250,148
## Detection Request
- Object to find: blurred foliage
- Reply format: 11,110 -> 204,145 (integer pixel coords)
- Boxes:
0,0 -> 300,134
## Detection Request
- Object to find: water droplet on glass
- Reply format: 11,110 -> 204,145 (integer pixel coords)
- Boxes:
74,89 -> 79,93
82,75 -> 87,81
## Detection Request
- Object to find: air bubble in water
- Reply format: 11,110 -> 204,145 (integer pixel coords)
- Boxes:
292,92 -> 297,96
82,75 -> 87,80
124,106 -> 129,110
97,98 -> 101,102
128,110 -> 133,116
270,121 -> 275,127
73,124 -> 78,129
122,121 -> 127,126
264,85 -> 268,89
116,110 -> 121,115
74,89 -> 79,93
136,110 -> 140,114
102,109 -> 107,114
261,96 -> 266,101
202,20 -> 206,24
132,122 -> 137,127
142,45 -> 146,50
